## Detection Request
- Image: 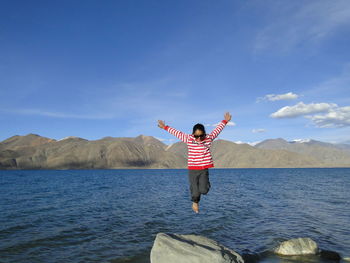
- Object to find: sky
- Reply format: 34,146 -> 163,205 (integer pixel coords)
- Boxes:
1,0 -> 350,145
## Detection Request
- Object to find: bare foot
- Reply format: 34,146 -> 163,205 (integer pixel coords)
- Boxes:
192,202 -> 199,213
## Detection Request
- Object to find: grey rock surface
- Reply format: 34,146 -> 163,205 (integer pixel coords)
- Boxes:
150,232 -> 244,263
273,237 -> 319,255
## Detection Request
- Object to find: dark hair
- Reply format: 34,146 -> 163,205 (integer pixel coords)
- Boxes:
192,123 -> 206,135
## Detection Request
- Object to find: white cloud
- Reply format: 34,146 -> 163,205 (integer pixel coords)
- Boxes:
271,63 -> 350,128
270,101 -> 337,118
304,106 -> 350,128
253,0 -> 350,53
252,128 -> 266,133
270,101 -> 350,128
256,92 -> 299,102
205,121 -> 236,127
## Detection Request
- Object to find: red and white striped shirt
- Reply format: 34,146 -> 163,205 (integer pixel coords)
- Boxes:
163,119 -> 229,170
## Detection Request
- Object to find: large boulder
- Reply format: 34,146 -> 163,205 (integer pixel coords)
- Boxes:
150,232 -> 244,263
273,237 -> 319,255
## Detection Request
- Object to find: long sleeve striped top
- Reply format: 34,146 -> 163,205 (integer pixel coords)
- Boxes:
163,119 -> 229,170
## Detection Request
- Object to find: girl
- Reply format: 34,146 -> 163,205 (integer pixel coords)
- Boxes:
157,112 -> 231,213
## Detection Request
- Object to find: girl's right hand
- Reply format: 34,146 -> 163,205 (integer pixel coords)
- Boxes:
158,120 -> 166,129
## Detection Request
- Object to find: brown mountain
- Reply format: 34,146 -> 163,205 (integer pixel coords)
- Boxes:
1,134 -> 350,170
255,138 -> 350,167
167,139 -> 329,168
0,134 -> 186,170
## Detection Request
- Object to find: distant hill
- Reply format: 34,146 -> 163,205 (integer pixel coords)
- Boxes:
1,134 -> 350,169
255,138 -> 350,166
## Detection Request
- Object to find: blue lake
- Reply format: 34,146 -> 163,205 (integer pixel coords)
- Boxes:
0,168 -> 349,262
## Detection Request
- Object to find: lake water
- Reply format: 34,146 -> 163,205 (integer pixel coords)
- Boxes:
0,168 -> 349,263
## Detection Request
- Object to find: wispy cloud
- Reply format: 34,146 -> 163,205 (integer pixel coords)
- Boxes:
252,128 -> 266,133
0,108 -> 117,119
301,62 -> 350,100
0,76 -> 193,121
83,76 -> 197,123
253,0 -> 350,53
256,92 -> 299,102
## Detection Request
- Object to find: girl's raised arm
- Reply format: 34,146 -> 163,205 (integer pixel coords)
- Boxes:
208,120 -> 228,140
208,112 -> 231,140
158,120 -> 189,143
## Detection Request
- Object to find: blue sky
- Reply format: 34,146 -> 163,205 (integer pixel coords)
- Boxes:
1,0 -> 350,145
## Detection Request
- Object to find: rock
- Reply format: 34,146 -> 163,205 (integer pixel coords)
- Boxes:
150,232 -> 244,263
319,249 -> 341,260
273,237 -> 319,255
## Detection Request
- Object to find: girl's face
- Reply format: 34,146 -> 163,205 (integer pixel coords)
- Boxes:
193,129 -> 205,141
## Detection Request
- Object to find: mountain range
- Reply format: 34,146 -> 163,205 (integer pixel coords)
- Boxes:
1,133 -> 350,170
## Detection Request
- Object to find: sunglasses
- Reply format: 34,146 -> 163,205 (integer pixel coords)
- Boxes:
193,134 -> 206,139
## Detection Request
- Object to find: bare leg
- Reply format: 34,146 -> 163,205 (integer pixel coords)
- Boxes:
192,201 -> 199,213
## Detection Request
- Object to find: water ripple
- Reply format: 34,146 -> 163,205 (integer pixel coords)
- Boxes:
0,168 -> 349,262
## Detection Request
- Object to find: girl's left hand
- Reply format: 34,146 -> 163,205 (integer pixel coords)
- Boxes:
224,112 -> 232,122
